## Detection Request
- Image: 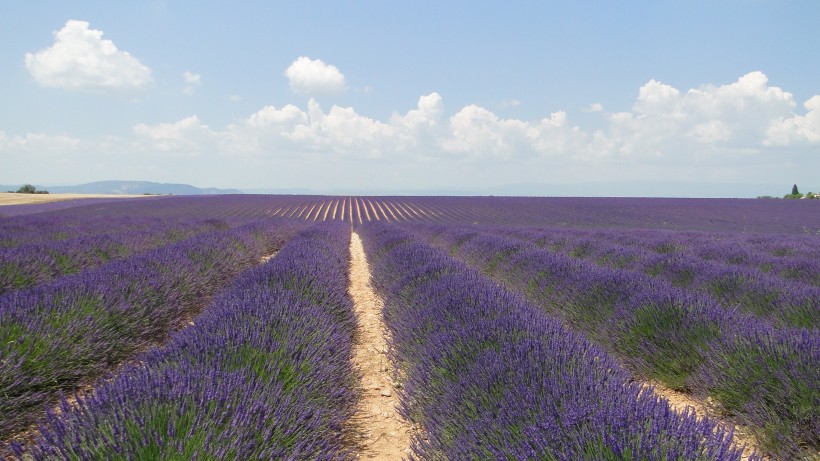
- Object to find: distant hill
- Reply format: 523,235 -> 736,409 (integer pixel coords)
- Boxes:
3,181 -> 242,195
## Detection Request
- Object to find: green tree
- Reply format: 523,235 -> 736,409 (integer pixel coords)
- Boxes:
791,184 -> 800,195
16,184 -> 37,194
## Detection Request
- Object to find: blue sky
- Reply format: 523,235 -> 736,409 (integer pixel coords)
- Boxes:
1,1 -> 819,196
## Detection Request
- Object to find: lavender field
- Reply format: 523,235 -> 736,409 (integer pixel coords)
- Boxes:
0,195 -> 817,460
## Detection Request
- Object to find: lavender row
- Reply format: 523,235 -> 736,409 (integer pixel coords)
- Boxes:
0,219 -> 229,294
0,214 -> 203,248
360,222 -> 749,460
398,196 -> 820,233
492,225 -> 820,287
12,221 -> 357,460
0,218 -> 307,437
11,195 -> 304,222
476,226 -> 820,328
5,195 -> 816,234
417,224 -> 818,459
613,228 -> 819,267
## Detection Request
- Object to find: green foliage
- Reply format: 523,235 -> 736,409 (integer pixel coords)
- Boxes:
0,262 -> 38,289
16,184 -> 49,194
709,337 -> 817,457
617,303 -> 719,391
784,184 -> 807,199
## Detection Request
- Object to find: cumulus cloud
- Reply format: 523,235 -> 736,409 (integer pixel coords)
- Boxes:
634,79 -> 681,117
125,72 -> 812,165
230,99 -> 397,158
390,92 -> 445,138
246,104 -> 308,128
219,104 -> 311,154
441,105 -> 586,160
7,71 -> 817,190
182,71 -> 201,95
303,100 -> 397,156
765,95 -> 820,145
444,105 -> 523,157
133,116 -> 214,153
284,56 -> 347,95
595,71 -> 805,161
25,20 -> 152,90
221,92 -> 585,162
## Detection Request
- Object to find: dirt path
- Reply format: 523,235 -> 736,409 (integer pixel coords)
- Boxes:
354,198 -> 363,224
348,233 -> 413,460
646,381 -> 764,460
360,198 -> 372,222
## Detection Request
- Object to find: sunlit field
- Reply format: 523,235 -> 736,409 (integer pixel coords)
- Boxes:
0,195 -> 817,460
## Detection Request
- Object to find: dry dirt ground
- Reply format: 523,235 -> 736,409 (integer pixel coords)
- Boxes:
348,232 -> 414,460
647,381 -> 764,460
0,192 -> 148,206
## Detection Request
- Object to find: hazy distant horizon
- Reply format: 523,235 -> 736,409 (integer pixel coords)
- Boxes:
4,179 -> 817,199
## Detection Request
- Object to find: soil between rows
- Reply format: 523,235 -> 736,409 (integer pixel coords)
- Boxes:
347,232 -> 414,460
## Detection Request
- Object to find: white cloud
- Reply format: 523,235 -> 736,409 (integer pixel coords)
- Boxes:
133,116 -> 214,153
25,20 -> 152,90
283,99 -> 397,158
46,73 -> 820,164
688,120 -> 732,143
246,105 -> 308,128
443,105 -> 521,156
0,131 -> 81,151
634,79 -> 681,117
227,97 -> 445,158
182,71 -> 201,95
182,71 -> 201,85
595,71 -> 805,161
682,71 -> 795,135
441,104 -> 586,160
391,92 -> 444,132
284,56 -> 347,95
765,95 -> 820,145
5,71 -> 817,191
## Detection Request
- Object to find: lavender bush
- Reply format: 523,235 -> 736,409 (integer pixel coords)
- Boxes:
0,218 -> 306,437
0,218 -> 226,294
415,223 -> 818,458
360,222 -> 750,460
0,214 -> 203,249
471,225 -> 820,329
13,221 -> 357,460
